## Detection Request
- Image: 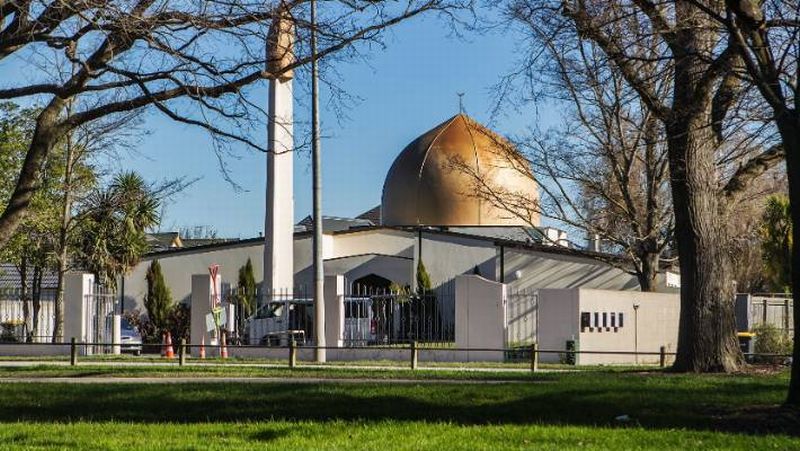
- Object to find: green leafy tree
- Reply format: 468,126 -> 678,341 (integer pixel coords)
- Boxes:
761,195 -> 792,293
144,260 -> 173,334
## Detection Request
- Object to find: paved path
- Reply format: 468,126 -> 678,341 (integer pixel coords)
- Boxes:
0,360 -> 540,373
0,376 -> 534,385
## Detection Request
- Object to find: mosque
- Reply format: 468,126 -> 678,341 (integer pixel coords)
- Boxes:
122,112 -> 667,311
120,12 -> 680,359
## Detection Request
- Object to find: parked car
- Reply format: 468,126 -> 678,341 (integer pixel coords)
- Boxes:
120,320 -> 142,356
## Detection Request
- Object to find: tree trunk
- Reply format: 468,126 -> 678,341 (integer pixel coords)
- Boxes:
17,257 -> 30,343
52,123 -> 76,344
0,97 -> 65,249
668,112 -> 742,372
637,251 -> 660,292
31,265 -> 42,342
776,117 -> 800,406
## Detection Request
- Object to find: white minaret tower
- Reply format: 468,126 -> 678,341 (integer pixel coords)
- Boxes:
264,8 -> 295,296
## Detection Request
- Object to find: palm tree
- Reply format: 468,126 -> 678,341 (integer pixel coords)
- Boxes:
74,172 -> 160,289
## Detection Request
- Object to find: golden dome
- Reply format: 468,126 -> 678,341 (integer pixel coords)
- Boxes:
381,114 -> 539,227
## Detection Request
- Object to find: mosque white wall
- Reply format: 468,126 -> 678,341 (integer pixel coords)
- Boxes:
501,247 -> 640,292
124,241 -> 265,311
123,228 -> 647,327
537,288 -> 680,365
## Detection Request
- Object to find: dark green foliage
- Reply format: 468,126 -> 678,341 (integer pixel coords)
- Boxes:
144,260 -> 173,334
753,323 -> 793,363
416,260 -> 432,295
236,258 -> 257,318
74,172 -> 160,289
760,195 -> 792,293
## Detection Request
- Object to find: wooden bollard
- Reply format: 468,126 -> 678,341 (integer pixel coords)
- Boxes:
179,338 -> 186,366
289,339 -> 297,369
70,337 -> 77,366
659,346 -> 666,368
530,342 -> 539,372
410,341 -> 418,370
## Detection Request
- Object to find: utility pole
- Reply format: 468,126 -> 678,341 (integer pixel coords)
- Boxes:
311,0 -> 326,363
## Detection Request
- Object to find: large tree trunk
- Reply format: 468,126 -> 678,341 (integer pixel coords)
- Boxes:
776,118 -> 800,406
0,98 -> 65,249
668,111 -> 742,372
667,5 -> 742,372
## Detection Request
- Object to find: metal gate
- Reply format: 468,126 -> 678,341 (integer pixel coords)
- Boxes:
507,288 -> 538,347
84,285 -> 118,354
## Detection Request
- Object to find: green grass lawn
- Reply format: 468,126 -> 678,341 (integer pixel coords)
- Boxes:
0,368 -> 797,449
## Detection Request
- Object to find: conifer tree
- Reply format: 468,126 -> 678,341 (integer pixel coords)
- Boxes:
144,260 -> 173,334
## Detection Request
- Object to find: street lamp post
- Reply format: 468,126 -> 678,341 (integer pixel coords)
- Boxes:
311,0 -> 326,363
633,303 -> 640,365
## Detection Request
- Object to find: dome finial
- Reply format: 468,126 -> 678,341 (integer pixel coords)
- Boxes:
457,92 -> 465,114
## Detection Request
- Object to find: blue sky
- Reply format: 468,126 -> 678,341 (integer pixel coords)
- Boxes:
91,13 -> 555,238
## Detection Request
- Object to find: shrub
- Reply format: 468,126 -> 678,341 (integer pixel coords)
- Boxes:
753,323 -> 793,364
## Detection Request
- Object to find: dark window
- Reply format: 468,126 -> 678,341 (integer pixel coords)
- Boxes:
594,312 -> 600,328
581,312 -> 591,331
610,312 -> 616,328
619,312 -> 624,328
602,312 -> 608,328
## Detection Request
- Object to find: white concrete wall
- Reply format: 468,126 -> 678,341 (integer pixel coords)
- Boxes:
536,288 -> 680,365
63,273 -> 94,344
324,275 -> 344,348
577,289 -> 679,365
455,275 -> 506,361
537,288 -> 580,363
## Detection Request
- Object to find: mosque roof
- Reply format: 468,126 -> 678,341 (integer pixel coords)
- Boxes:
381,114 -> 539,227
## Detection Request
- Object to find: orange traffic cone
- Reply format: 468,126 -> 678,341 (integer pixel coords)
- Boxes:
220,333 -> 228,359
199,336 -> 206,359
160,332 -> 166,357
165,331 -> 175,359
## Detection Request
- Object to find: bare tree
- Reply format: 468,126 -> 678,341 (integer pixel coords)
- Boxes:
492,0 -> 785,372
457,38 -> 673,292
0,0 -> 469,248
723,0 -> 800,405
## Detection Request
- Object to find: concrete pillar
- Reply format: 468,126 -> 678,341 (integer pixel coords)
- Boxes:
63,273 -> 94,347
455,275 -> 507,361
111,314 -> 121,355
191,274 -> 221,356
324,275 -> 345,349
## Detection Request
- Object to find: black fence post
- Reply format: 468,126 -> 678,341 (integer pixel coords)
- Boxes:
410,341 -> 418,370
70,337 -> 77,366
659,346 -> 666,368
179,339 -> 186,367
530,342 -> 538,372
289,339 -> 297,369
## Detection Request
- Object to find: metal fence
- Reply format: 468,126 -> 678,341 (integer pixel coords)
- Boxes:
344,283 -> 455,347
0,287 -> 56,342
0,284 -> 118,347
242,284 -> 456,347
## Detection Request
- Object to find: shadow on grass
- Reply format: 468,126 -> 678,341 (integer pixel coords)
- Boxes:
0,372 -> 796,437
